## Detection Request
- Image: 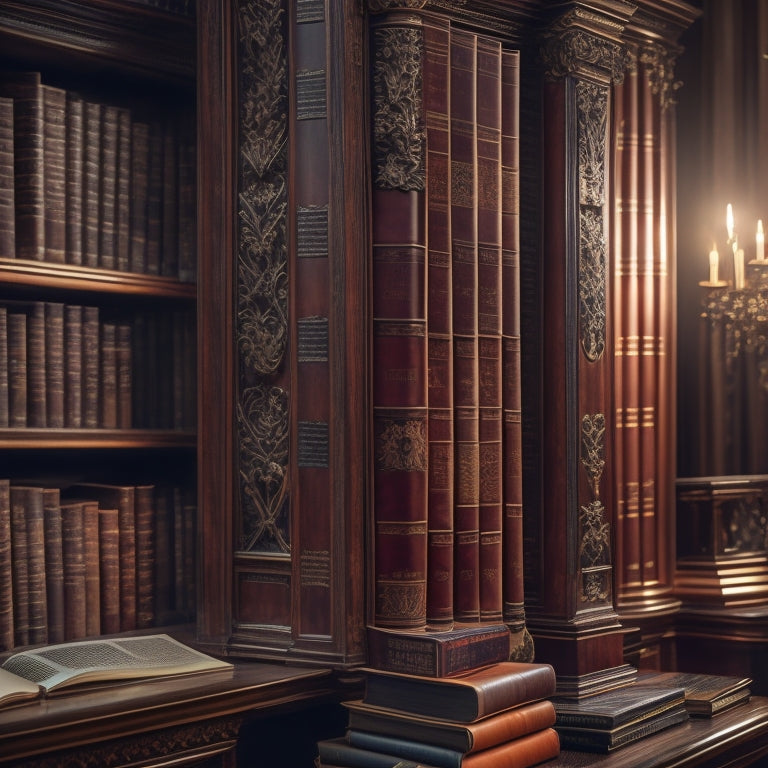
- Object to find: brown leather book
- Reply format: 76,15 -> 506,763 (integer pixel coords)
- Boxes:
363,661 -> 557,723
366,623 -> 510,678
145,120 -> 163,276
60,499 -> 87,641
81,101 -> 101,268
177,125 -> 196,283
26,301 -> 46,428
82,499 -> 101,637
344,697 -> 556,754
450,29 -> 480,623
42,84 -> 66,264
115,107 -> 131,272
0,307 -> 7,427
135,484 -> 155,628
129,120 -> 149,273
99,321 -> 118,429
43,487 -> 65,644
64,93 -> 84,265
116,321 -> 132,429
423,15 -> 455,632
0,479 -> 12,651
7,310 -> 27,428
0,71 -> 44,261
9,484 -> 30,646
160,118 -> 179,278
63,304 -> 83,428
44,301 -> 65,429
98,104 -> 118,270
97,506 -> 120,634
81,304 -> 99,428
0,96 -> 14,259
21,486 -> 48,645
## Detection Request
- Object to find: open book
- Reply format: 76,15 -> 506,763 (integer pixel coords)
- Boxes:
0,634 -> 233,708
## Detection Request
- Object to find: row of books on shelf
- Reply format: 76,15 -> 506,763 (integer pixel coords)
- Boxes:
0,478 -> 196,652
0,70 -> 195,281
0,301 -> 196,430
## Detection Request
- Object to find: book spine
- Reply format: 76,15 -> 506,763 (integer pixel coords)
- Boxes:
61,501 -> 87,640
0,96 -> 15,258
450,29 -> 480,622
500,48 -> 525,631
1,72 -> 45,261
98,105 -> 118,270
129,121 -> 150,273
177,125 -> 196,282
115,107 -> 132,272
0,307 -> 7,427
42,84 -> 67,263
9,485 -> 30,646
347,729 -> 463,768
135,485 -> 156,628
7,311 -> 27,427
423,17 -> 455,632
82,305 -> 100,428
116,321 -> 133,428
475,35 -> 503,624
43,487 -> 65,644
64,304 -> 83,428
0,479 -> 12,650
371,17 -> 429,631
25,486 -> 48,644
82,102 -> 101,268
145,121 -> 163,275
153,485 -> 173,621
44,302 -> 65,428
116,488 -> 138,631
161,118 -> 179,277
83,500 -> 101,637
98,507 -> 121,634
100,320 -> 118,429
27,301 -> 46,428
64,93 -> 84,265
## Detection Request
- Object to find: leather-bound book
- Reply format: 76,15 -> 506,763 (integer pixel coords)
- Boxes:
43,486 -> 65,644
7,310 -> 27,427
450,29 -> 480,623
363,661 -> 557,722
81,305 -> 100,428
44,301 -> 65,428
129,120 -> 150,273
152,485 -> 173,622
0,71 -> 44,261
42,84 -> 66,264
0,479 -> 12,651
26,301 -> 46,428
9,484 -> 30,646
64,93 -> 84,265
160,118 -> 179,278
0,96 -> 14,259
115,107 -> 131,272
423,16 -> 455,632
145,120 -> 163,275
177,125 -> 196,283
82,499 -> 101,637
0,307 -> 8,427
116,321 -> 132,429
135,484 -> 155,628
63,304 -> 83,428
99,321 -> 117,429
60,499 -> 87,640
98,104 -> 118,270
344,697 -> 556,754
97,506 -> 120,634
81,101 -> 101,268
500,48 -> 525,632
21,486 -> 48,645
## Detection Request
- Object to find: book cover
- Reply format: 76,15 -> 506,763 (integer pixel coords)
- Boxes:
21,486 -> 48,645
64,93 -> 84,265
116,321 -> 132,428
344,698 -> 557,754
365,623 -> 511,678
636,670 -> 752,717
0,71 -> 44,261
177,124 -> 196,282
42,83 -> 66,264
363,661 -> 556,722
0,95 -> 14,259
553,683 -> 686,730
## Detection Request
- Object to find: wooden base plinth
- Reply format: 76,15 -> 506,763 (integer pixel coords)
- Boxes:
675,554 -> 768,607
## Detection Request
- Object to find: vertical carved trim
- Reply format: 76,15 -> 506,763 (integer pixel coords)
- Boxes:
371,24 -> 425,191
639,42 -> 682,111
236,0 -> 290,553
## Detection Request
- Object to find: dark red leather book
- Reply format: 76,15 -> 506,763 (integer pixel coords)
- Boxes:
424,15 -> 454,632
500,48 -> 525,631
0,71 -> 44,261
0,96 -> 14,259
64,93 -> 84,265
145,120 -> 163,275
160,117 -> 179,278
42,84 -> 66,264
450,29 -> 480,623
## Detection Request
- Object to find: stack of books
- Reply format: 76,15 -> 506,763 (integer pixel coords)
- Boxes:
316,629 -> 560,768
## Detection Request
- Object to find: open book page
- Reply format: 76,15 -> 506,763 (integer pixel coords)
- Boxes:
1,634 -> 233,694
0,667 -> 42,707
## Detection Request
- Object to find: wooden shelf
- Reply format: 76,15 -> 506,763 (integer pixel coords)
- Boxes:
0,429 -> 196,449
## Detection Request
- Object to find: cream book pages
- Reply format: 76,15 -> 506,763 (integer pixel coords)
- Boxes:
0,666 -> 42,708
1,634 -> 233,695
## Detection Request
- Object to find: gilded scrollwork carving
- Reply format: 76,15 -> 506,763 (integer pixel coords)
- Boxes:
577,80 -> 607,207
579,206 -> 607,361
640,41 -> 682,110
540,27 -> 625,83
376,416 -> 428,472
580,500 -> 610,568
581,413 -> 606,496
371,25 -> 425,192
367,0 -> 428,12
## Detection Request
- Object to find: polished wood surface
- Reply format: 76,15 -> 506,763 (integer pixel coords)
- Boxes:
547,696 -> 768,768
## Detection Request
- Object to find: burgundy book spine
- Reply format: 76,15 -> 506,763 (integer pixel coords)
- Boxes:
145,121 -> 163,275
0,479 -> 12,650
424,16 -> 454,631
0,71 -> 44,261
500,48 -> 525,629
64,93 -> 84,265
116,321 -> 132,429
0,96 -> 15,259
42,84 -> 67,264
476,34 -> 503,623
450,29 -> 480,622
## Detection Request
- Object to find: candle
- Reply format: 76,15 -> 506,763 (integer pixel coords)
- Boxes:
758,220 -> 765,262
709,243 -> 719,283
735,248 -> 745,289
727,203 -> 735,242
